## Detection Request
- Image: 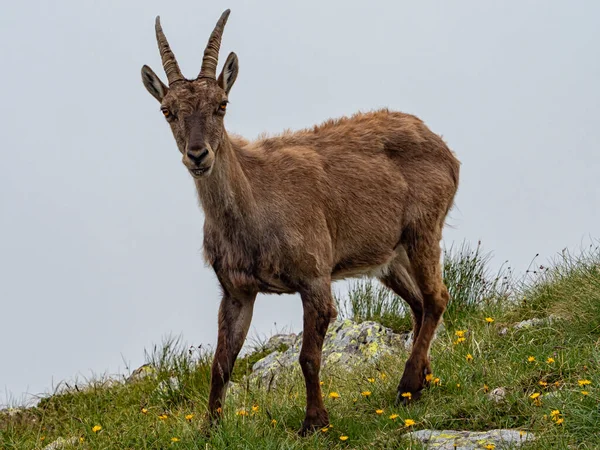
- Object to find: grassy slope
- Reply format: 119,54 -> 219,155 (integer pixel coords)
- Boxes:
2,244 -> 599,449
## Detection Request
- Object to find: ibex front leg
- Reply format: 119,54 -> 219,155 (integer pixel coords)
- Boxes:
298,278 -> 336,436
208,292 -> 256,421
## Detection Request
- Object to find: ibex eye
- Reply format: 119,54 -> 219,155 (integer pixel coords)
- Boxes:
219,102 -> 227,111
161,108 -> 170,118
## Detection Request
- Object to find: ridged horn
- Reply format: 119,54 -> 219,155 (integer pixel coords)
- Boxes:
155,16 -> 184,85
198,9 -> 231,79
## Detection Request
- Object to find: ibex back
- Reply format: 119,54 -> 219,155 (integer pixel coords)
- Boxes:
141,9 -> 460,435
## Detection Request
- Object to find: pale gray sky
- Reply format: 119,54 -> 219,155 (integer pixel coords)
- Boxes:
1,1 -> 599,406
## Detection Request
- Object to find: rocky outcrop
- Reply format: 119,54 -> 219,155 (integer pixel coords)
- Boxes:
249,319 -> 413,386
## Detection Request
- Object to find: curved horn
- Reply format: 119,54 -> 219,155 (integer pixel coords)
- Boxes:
155,16 -> 184,85
198,9 -> 231,79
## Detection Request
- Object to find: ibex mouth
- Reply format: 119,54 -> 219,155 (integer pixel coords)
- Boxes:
190,166 -> 212,178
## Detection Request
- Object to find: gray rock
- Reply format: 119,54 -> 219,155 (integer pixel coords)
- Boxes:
126,364 -> 157,383
406,429 -> 534,449
487,387 -> 507,403
249,319 -> 414,386
3,407 -> 25,417
154,376 -> 180,396
42,436 -> 79,449
263,333 -> 298,352
513,315 -> 558,330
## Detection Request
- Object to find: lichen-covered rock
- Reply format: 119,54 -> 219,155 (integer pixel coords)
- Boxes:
126,364 -> 157,383
263,333 -> 298,352
487,387 -> 507,403
2,407 -> 25,417
41,436 -> 79,449
406,429 -> 534,449
250,319 -> 411,385
152,376 -> 181,402
513,315 -> 557,330
498,315 -> 560,337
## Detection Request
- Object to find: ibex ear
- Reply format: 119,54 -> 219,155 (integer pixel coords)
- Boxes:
141,65 -> 168,102
217,52 -> 239,94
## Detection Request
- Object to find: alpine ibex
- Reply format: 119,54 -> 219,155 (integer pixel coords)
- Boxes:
141,9 -> 460,434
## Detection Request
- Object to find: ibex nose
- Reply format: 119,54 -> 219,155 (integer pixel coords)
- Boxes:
187,145 -> 209,165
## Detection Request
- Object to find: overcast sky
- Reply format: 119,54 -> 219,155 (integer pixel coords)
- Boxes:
1,0 -> 599,407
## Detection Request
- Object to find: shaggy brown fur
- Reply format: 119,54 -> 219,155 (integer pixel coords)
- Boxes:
141,10 -> 460,435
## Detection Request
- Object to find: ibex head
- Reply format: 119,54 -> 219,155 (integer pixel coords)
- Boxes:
141,10 -> 238,178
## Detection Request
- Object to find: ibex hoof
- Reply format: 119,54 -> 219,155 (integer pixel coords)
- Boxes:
298,409 -> 329,436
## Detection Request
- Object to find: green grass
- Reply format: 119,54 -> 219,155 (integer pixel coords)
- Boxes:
2,242 -> 600,449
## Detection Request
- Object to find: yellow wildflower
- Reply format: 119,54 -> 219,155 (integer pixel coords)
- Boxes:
483,384 -> 489,393
252,405 -> 259,413
401,392 -> 412,400
339,435 -> 349,441
485,317 -> 494,323
546,357 -> 555,364
425,374 -> 434,382
484,445 -> 495,450
361,391 -> 371,397
456,383 -> 461,388
455,330 -> 466,338
79,437 -> 84,443
433,377 -> 441,385
555,418 -> 564,425
40,437 -> 45,441
92,425 -> 102,433
171,437 -> 180,442
389,414 -> 399,420
321,427 -> 329,433
404,419 -> 416,427
550,410 -> 560,419
581,391 -> 589,396
328,391 -> 340,399
380,373 -> 387,380
527,356 -> 535,362
185,414 -> 194,421
367,377 -> 375,383
320,381 -> 324,385
236,409 -> 248,416
141,408 -> 148,414
375,409 -> 384,415
529,393 -> 541,399
578,379 -> 592,386
271,419 -> 277,427
539,381 -> 548,387
158,414 -> 168,420
216,407 -> 222,414
466,354 -> 473,362
455,337 -> 466,344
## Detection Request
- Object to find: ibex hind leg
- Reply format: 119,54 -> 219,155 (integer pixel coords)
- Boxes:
395,232 -> 449,405
379,245 -> 425,346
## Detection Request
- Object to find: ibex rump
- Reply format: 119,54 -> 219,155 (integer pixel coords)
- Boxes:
141,10 -> 460,434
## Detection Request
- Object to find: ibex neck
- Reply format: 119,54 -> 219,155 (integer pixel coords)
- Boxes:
193,134 -> 256,224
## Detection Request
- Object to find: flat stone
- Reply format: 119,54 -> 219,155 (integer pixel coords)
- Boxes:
406,429 -> 534,449
42,436 -> 79,450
